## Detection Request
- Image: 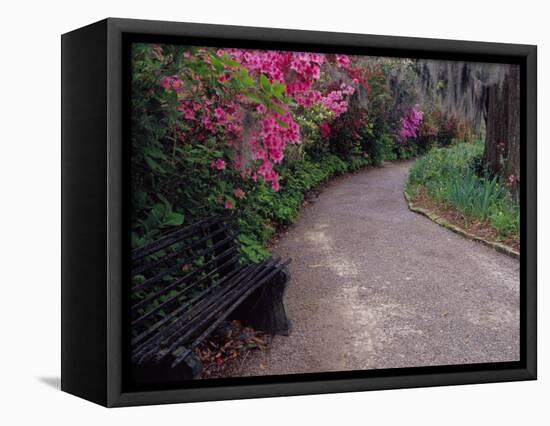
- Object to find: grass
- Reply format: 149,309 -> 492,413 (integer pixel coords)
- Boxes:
406,141 -> 519,241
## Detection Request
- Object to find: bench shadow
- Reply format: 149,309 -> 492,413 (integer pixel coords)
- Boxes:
38,376 -> 61,390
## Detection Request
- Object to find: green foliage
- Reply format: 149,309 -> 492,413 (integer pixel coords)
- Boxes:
395,143 -> 419,160
296,104 -> 334,160
357,117 -> 392,165
408,142 -> 519,239
490,203 -> 520,237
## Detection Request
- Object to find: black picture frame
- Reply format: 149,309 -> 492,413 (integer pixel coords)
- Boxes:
61,17 -> 537,407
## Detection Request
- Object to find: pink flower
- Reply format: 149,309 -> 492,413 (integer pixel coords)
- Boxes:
321,90 -> 349,117
398,107 -> 424,141
320,122 -> 331,139
214,107 -> 226,123
340,83 -> 355,96
224,200 -> 234,210
159,76 -> 183,92
202,115 -> 215,133
210,159 -> 226,171
234,188 -> 246,199
508,174 -> 517,185
336,54 -> 351,69
177,102 -> 196,120
159,76 -> 172,90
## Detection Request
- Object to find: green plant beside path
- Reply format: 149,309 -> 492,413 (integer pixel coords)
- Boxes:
406,142 -> 519,240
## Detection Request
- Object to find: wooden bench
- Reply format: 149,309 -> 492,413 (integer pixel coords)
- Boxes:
130,215 -> 290,383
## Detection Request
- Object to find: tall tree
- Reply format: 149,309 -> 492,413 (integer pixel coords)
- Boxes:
417,60 -> 520,191
484,65 -> 520,191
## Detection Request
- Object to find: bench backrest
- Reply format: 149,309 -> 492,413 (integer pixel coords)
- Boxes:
130,216 -> 239,347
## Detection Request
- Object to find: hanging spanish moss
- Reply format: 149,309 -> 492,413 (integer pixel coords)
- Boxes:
417,60 -> 508,128
416,59 -> 520,187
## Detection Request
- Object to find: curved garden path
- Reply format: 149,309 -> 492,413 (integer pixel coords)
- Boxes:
240,161 -> 520,376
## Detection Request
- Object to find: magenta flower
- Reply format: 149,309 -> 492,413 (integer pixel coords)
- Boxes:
159,76 -> 183,92
214,107 -> 226,123
320,122 -> 331,139
398,107 -> 424,141
336,54 -> 351,69
201,115 -> 215,133
159,76 -> 172,90
177,102 -> 196,120
234,188 -> 246,199
210,159 -> 226,171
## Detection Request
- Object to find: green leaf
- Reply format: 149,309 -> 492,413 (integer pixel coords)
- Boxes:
144,155 -> 166,173
269,103 -> 286,115
245,92 -> 263,104
242,75 -> 254,87
219,54 -> 240,68
260,74 -> 271,93
210,54 -> 224,73
164,212 -> 184,226
271,82 -> 286,97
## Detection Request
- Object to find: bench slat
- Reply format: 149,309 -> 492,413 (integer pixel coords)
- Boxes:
132,225 -> 231,276
131,245 -> 238,313
131,251 -> 241,328
143,258 -> 283,365
132,261 -> 265,363
168,258 -> 291,368
132,235 -> 235,293
131,215 -> 229,261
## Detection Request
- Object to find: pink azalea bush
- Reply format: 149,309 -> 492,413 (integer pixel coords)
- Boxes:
148,46 -> 431,219
398,107 -> 424,141
157,47 -> 359,194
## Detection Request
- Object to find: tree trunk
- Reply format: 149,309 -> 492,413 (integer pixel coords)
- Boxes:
484,65 -> 520,194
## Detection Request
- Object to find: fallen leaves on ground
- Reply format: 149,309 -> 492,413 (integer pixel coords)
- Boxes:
195,320 -> 271,379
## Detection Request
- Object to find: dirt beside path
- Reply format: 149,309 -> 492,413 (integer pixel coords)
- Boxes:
240,161 -> 520,377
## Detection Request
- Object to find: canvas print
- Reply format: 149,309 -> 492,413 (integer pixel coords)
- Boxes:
128,42 -> 520,385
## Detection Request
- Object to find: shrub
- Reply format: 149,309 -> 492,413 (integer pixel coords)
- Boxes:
367,131 -> 396,165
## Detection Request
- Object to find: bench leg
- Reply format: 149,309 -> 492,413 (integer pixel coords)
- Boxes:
231,267 -> 290,336
131,349 -> 203,384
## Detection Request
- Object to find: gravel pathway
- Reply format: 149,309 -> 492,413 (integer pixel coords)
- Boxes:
240,161 -> 520,377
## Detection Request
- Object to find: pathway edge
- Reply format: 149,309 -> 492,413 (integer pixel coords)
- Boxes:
403,191 -> 520,260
